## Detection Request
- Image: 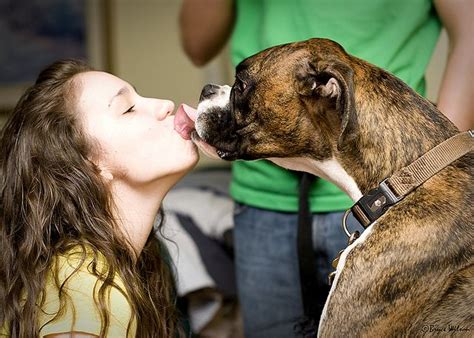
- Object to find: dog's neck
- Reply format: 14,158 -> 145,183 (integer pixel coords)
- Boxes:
272,76 -> 461,200
268,157 -> 363,201
333,71 -> 459,195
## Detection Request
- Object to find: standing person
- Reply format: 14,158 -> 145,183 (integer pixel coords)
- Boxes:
0,59 -> 199,337
180,0 -> 474,337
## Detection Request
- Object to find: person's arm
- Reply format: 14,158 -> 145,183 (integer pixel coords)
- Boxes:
434,0 -> 474,130
179,0 -> 235,66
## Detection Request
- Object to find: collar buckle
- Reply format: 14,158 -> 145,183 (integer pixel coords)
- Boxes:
351,179 -> 402,227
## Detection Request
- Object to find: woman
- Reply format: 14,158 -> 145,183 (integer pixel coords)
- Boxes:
0,59 -> 199,337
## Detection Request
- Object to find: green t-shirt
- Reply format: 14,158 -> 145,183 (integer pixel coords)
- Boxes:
230,0 -> 441,212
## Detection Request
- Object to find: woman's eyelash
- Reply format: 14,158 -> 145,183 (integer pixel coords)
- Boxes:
124,105 -> 135,114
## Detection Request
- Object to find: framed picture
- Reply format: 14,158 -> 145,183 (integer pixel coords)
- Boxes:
0,0 -> 110,112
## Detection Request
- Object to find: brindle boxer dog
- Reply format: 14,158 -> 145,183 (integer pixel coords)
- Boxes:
174,38 -> 473,336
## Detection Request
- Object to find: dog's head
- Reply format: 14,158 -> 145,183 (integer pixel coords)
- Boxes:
177,38 -> 358,161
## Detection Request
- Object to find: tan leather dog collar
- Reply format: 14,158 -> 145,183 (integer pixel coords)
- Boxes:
349,130 -> 474,229
329,130 -> 474,282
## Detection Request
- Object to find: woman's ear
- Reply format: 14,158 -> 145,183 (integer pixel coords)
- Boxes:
87,151 -> 114,181
99,166 -> 113,181
89,158 -> 114,181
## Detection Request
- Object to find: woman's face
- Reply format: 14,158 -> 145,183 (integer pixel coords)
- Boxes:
76,71 -> 198,186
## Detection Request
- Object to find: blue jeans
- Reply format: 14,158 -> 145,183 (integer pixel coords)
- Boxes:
233,204 -> 362,338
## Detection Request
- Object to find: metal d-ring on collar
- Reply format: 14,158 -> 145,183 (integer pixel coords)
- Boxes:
341,209 -> 361,245
341,209 -> 352,237
329,209 -> 360,285
328,181 -> 393,285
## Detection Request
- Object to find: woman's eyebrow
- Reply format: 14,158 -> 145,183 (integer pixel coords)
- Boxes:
108,86 -> 133,107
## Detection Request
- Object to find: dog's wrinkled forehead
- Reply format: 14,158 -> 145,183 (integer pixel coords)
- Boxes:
238,38 -> 349,78
238,46 -> 310,78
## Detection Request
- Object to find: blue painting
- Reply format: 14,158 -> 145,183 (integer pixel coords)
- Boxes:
0,0 -> 86,85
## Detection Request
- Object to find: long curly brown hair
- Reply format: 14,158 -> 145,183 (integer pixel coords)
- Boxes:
0,60 -> 181,337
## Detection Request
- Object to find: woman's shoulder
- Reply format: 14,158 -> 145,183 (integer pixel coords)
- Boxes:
39,246 -> 135,337
53,245 -> 129,301
54,246 -> 114,280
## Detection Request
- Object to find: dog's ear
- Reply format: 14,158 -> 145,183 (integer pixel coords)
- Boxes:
296,58 -> 356,144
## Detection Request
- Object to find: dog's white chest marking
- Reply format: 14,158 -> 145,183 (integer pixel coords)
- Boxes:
318,224 -> 375,334
267,157 -> 363,201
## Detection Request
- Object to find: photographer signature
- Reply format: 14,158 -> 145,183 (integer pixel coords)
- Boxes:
421,324 -> 471,334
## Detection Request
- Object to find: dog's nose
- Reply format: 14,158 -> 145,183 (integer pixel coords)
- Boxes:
200,84 -> 220,101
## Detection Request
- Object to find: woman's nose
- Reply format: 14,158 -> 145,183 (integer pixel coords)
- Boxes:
153,99 -> 175,120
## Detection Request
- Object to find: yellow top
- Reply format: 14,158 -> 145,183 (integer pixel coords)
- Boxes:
38,248 -> 136,337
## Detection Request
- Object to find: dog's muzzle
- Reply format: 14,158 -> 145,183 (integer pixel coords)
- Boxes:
194,84 -> 242,160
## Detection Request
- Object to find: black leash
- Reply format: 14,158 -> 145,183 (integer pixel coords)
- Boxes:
295,173 -> 327,337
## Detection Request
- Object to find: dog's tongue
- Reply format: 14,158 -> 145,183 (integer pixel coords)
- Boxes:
174,104 -> 198,140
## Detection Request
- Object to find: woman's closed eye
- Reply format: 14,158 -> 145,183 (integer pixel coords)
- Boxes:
124,105 -> 135,114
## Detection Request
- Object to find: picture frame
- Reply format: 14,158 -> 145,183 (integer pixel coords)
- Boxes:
0,0 -> 111,114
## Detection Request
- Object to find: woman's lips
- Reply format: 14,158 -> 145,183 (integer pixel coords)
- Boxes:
174,103 -> 221,159
174,104 -> 198,140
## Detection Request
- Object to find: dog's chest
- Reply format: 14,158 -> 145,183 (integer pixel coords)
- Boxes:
319,224 -> 374,331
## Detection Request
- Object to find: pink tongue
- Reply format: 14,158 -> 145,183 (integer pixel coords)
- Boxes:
174,104 -> 198,140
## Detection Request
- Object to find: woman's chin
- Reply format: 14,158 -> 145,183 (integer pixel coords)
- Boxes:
185,143 -> 200,169
191,131 -> 221,160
